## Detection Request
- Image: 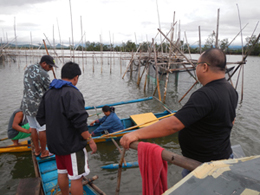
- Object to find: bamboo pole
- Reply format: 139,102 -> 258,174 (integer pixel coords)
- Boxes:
163,26 -> 174,103
43,39 -> 56,79
215,9 -> 220,48
80,16 -> 84,72
137,63 -> 147,87
227,34 -> 260,82
115,148 -> 126,195
120,51 -> 122,74
101,113 -> 175,138
57,18 -> 64,64
136,52 -> 141,85
129,141 -> 201,171
178,81 -> 198,103
109,31 -> 112,74
122,43 -> 142,79
198,26 -> 201,54
85,31 -> 87,65
157,29 -> 197,81
143,39 -> 154,91
100,34 -> 103,74
92,55 -> 94,72
153,38 -> 161,100
105,130 -> 126,166
69,0 -> 75,57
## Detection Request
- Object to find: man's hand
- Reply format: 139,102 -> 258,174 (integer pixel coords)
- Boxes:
90,121 -> 95,126
120,132 -> 139,150
88,139 -> 97,154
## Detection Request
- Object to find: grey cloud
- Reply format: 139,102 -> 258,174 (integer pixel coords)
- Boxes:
0,0 -> 56,7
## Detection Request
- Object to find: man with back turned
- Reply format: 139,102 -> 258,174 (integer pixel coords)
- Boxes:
20,55 -> 57,158
37,61 -> 97,195
120,48 -> 238,177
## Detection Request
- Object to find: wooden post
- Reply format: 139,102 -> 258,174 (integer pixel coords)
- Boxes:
43,39 -> 56,79
129,141 -> 201,171
163,22 -> 175,103
136,52 -> 142,85
115,149 -> 126,195
92,55 -> 94,72
153,38 -> 161,100
215,9 -> 220,48
100,34 -> 103,74
198,26 -> 202,54
122,43 -> 142,79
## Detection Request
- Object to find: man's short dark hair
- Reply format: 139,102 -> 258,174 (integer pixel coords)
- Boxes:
61,62 -> 81,79
200,48 -> 226,71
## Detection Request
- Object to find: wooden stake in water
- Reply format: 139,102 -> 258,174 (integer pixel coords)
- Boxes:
92,55 -> 94,72
100,34 -> 103,73
69,0 -> 75,57
43,39 -> 56,79
115,148 -> 126,195
80,16 -> 84,72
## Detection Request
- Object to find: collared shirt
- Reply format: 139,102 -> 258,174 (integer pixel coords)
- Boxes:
20,64 -> 50,117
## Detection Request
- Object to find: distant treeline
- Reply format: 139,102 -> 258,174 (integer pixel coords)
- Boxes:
2,35 -> 259,56
78,36 -> 260,56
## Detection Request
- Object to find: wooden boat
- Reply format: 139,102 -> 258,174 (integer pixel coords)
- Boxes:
163,155 -> 260,195
33,154 -> 105,195
0,140 -> 31,153
89,110 -> 175,143
162,144 -> 260,195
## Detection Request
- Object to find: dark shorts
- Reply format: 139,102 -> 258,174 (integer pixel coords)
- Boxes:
55,148 -> 90,180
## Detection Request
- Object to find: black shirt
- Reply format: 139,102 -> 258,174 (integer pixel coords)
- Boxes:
175,78 -> 238,162
37,85 -> 89,155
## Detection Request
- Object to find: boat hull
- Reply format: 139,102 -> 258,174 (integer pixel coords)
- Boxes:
0,140 -> 31,153
35,155 -> 99,195
91,110 -> 174,143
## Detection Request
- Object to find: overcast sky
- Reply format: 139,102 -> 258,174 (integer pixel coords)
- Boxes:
0,0 -> 259,46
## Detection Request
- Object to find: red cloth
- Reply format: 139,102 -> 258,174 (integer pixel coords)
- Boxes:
138,141 -> 168,195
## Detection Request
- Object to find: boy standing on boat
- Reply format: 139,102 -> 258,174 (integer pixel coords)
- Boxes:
37,61 -> 97,195
120,48 -> 238,177
20,55 -> 57,158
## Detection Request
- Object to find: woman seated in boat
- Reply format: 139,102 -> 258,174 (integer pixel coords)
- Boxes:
7,109 -> 31,145
90,106 -> 124,136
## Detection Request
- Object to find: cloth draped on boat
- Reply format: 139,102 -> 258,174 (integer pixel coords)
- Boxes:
138,141 -> 168,195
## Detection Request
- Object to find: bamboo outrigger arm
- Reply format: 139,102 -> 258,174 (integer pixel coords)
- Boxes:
129,141 -> 202,171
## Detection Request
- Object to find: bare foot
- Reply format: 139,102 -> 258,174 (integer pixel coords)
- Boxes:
40,150 -> 50,158
34,147 -> 41,156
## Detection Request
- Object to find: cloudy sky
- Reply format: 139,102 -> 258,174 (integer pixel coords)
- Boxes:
0,0 -> 259,46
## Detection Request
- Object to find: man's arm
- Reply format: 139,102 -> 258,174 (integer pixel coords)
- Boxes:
81,131 -> 97,154
120,115 -> 185,149
12,112 -> 31,133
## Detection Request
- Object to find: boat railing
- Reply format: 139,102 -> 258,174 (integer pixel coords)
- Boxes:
129,141 -> 202,171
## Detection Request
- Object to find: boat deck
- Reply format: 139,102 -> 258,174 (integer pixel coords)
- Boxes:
35,155 -> 98,195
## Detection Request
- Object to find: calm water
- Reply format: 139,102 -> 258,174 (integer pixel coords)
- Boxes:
0,50 -> 260,194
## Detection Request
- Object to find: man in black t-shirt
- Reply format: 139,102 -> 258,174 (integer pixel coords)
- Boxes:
120,48 -> 238,177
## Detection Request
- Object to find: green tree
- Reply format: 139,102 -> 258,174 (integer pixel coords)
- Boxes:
124,40 -> 136,52
220,38 -> 229,51
203,32 -> 216,50
245,35 -> 260,56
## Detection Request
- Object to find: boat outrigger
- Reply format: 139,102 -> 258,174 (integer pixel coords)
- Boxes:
0,96 -> 173,153
0,140 -> 31,153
